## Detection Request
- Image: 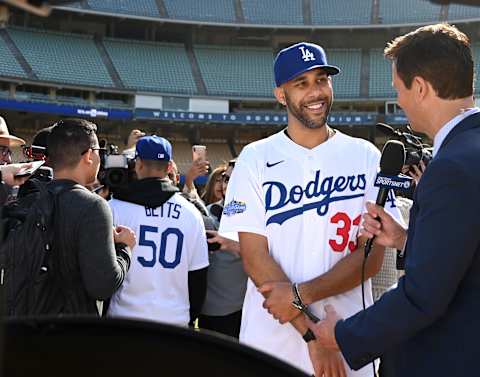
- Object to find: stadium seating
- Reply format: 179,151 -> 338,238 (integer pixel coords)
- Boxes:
171,139 -> 193,175
87,0 -> 160,17
0,35 -> 27,79
103,38 -> 197,94
194,45 -> 274,97
368,49 -> 395,98
328,49 -> 362,98
63,0 -> 480,26
379,0 -> 441,24
311,0 -> 372,25
8,27 -> 113,88
473,45 -> 480,94
201,140 -> 231,169
242,0 -> 303,25
163,0 -> 236,22
447,3 -> 480,20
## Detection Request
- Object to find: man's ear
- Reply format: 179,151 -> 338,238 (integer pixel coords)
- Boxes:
135,158 -> 144,172
274,87 -> 286,106
412,76 -> 429,103
81,148 -> 93,165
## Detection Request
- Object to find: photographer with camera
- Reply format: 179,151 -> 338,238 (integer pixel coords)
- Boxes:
0,119 -> 135,316
107,136 -> 209,327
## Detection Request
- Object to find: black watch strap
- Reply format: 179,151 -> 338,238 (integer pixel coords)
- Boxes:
302,328 -> 316,343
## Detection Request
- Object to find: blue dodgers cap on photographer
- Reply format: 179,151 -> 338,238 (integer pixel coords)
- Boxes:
135,135 -> 172,161
274,42 -> 340,87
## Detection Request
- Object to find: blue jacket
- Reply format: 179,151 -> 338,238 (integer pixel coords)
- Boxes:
336,112 -> 480,377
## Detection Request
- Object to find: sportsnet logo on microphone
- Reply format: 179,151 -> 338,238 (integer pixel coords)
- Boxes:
374,173 -> 412,192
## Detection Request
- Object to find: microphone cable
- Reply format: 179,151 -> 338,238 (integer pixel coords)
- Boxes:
359,139 -> 405,377
361,248 -> 376,377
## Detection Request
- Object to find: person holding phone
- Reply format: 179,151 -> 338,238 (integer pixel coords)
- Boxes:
183,145 -> 209,200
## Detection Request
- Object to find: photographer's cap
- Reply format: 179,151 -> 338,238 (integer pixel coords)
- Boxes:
274,42 -> 340,87
135,135 -> 172,161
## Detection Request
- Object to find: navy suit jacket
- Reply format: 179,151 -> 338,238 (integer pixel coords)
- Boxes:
336,112 -> 480,377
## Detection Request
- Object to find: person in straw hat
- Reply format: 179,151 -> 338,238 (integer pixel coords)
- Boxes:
0,116 -> 25,165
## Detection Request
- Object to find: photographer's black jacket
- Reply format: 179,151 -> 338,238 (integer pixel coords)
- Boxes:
50,179 -> 131,315
112,178 -> 208,324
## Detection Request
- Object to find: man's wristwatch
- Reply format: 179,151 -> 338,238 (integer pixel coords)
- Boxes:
291,283 -> 320,343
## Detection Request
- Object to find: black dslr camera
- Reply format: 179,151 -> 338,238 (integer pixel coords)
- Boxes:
376,123 -> 432,172
98,144 -> 136,189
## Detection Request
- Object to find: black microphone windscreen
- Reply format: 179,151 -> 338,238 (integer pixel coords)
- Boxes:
380,140 -> 405,175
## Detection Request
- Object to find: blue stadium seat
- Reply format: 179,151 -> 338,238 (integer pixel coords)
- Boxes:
104,38 -> 197,94
328,49 -> 362,98
312,0 -> 371,25
379,0 -> 441,24
8,27 -> 113,87
369,49 -> 395,98
164,0 -> 236,22
447,4 -> 480,20
194,45 -> 274,97
87,0 -> 159,17
0,36 -> 26,79
242,0 -> 303,25
473,45 -> 480,95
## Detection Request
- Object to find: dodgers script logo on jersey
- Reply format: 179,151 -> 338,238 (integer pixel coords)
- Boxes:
262,169 -> 396,226
263,170 -> 366,225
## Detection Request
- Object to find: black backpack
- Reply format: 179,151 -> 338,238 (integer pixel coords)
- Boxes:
0,179 -> 78,317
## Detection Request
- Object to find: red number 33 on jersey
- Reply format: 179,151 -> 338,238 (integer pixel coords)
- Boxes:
329,212 -> 361,253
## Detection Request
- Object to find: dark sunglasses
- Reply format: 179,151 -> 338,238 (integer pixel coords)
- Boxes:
222,174 -> 231,184
81,146 -> 106,156
0,146 -> 11,157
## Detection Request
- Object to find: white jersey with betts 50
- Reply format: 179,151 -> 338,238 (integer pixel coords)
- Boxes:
219,130 -> 402,376
107,194 -> 209,326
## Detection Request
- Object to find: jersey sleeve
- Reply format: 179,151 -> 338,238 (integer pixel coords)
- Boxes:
219,145 -> 267,237
188,208 -> 209,272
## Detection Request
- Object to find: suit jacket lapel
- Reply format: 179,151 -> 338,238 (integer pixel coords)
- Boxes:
437,112 -> 480,155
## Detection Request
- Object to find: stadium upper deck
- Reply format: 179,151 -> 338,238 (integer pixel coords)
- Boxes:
1,25 -> 479,102
62,0 -> 480,26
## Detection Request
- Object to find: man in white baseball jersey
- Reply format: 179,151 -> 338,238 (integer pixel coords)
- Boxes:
108,136 -> 209,326
219,42 -> 402,376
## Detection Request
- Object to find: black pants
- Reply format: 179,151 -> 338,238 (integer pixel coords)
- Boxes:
198,310 -> 242,339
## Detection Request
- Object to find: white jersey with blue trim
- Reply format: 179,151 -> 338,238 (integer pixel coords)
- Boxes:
107,193 -> 209,327
219,129 -> 402,376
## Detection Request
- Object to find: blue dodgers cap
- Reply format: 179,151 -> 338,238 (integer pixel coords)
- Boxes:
274,42 -> 340,87
135,135 -> 172,161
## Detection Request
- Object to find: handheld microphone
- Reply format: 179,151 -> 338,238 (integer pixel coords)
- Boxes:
364,140 -> 405,257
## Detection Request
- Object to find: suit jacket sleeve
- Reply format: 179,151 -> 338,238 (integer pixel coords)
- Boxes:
335,159 -> 480,370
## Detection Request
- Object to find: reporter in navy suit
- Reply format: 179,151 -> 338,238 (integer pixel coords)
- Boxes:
307,23 -> 480,377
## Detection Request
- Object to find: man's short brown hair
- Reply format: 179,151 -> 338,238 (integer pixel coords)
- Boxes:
140,159 -> 169,172
384,23 -> 474,100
